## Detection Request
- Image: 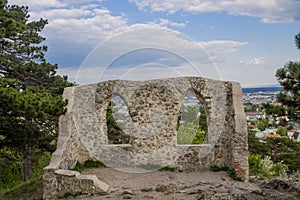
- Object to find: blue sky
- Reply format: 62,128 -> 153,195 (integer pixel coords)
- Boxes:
8,0 -> 300,87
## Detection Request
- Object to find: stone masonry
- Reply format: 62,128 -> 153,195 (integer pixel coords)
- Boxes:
43,77 -> 248,199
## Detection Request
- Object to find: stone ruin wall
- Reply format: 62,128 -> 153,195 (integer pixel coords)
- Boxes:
43,77 -> 248,199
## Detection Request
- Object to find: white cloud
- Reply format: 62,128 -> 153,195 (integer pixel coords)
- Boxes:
157,18 -> 187,28
129,0 -> 300,23
8,0 -> 102,9
58,62 -> 219,85
8,0 -> 64,9
66,28 -> 248,85
240,57 -> 265,65
7,0 -> 247,55
200,40 -> 248,61
7,0 -> 248,78
30,8 -> 92,20
218,60 -> 283,87
43,8 -> 130,47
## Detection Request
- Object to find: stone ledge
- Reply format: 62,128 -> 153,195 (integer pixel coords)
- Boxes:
55,169 -> 109,193
55,169 -> 80,177
43,169 -> 109,199
78,174 -> 110,192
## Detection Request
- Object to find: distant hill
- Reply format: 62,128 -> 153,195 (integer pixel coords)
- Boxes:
242,86 -> 282,93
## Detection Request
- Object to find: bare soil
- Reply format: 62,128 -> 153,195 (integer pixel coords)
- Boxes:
3,168 -> 298,200
66,168 -> 272,200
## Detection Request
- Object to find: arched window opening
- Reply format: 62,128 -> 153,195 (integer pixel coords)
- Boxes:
177,92 -> 208,145
106,96 -> 131,144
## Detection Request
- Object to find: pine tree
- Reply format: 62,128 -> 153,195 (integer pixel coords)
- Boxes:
275,33 -> 300,120
0,0 -> 72,181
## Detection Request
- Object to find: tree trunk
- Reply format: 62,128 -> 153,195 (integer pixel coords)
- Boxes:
24,144 -> 31,181
21,152 -> 25,181
21,144 -> 32,182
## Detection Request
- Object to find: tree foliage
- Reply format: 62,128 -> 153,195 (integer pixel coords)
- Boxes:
0,1 -> 71,94
180,105 -> 199,124
0,0 -> 72,184
177,122 -> 206,144
275,32 -> 300,120
295,32 -> 300,50
248,153 -> 288,180
248,131 -> 300,173
106,101 -> 127,144
276,126 -> 287,136
263,103 -> 286,118
257,119 -> 269,131
177,104 -> 207,145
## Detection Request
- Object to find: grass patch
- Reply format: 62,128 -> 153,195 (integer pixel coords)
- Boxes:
210,165 -> 229,172
138,164 -> 176,172
138,163 -> 162,171
2,179 -> 42,197
210,165 -> 242,181
159,166 -> 176,172
63,191 -> 84,198
72,160 -> 106,172
227,168 -> 243,181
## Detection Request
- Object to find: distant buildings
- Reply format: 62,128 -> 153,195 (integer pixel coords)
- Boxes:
182,93 -> 201,107
243,91 -> 279,105
246,112 -> 265,120
243,88 -> 300,142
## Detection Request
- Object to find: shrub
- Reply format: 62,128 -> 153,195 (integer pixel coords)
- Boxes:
227,167 -> 242,181
210,166 -> 229,172
248,153 -> 288,180
0,148 -> 22,190
276,126 -> 287,136
159,166 -> 176,172
289,171 -> 300,181
3,179 -> 42,197
248,153 -> 263,176
72,160 -> 106,172
209,166 -> 242,181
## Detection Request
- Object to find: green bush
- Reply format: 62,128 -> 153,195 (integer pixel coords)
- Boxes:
3,179 -> 42,197
248,153 -> 288,180
227,167 -> 242,181
159,166 -> 176,172
72,160 -> 106,172
209,166 -> 229,172
257,122 -> 266,131
289,171 -> 300,180
31,151 -> 51,179
0,148 -> 22,190
248,153 -> 263,176
209,166 -> 242,181
249,131 -> 300,174
276,126 -> 287,136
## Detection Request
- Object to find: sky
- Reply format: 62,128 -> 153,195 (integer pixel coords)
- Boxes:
8,0 -> 300,87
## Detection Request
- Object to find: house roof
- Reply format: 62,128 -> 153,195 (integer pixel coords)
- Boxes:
246,112 -> 260,115
263,134 -> 281,139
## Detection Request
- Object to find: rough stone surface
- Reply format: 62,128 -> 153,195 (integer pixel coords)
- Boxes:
62,168 -> 299,200
43,77 -> 248,199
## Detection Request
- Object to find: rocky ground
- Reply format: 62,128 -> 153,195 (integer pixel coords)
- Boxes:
64,168 -> 300,200
1,168 -> 299,200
